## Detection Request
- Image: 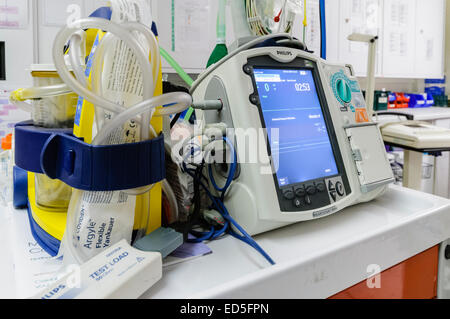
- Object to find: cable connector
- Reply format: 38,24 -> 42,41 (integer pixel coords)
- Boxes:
133,227 -> 183,258
202,209 -> 226,226
205,122 -> 227,142
10,89 -> 25,102
192,99 -> 223,111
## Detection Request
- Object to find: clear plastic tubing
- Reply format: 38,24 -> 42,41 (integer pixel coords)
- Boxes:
64,92 -> 191,263
53,18 -> 191,264
90,32 -> 114,129
9,99 -> 33,113
10,83 -> 73,113
162,179 -> 179,222
92,92 -> 192,145
15,84 -> 72,100
68,32 -> 88,88
123,22 -> 160,89
53,18 -> 155,118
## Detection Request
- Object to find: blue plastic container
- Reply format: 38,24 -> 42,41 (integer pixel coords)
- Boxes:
408,94 -> 427,108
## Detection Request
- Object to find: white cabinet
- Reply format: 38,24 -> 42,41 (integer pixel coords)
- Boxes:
381,0 -> 417,77
153,0 -> 232,73
36,0 -> 111,64
0,1 -> 35,88
336,0 -> 445,78
414,0 -> 446,78
325,0 -> 340,62
153,0 -> 445,78
154,0 -> 323,73
337,0 -> 383,77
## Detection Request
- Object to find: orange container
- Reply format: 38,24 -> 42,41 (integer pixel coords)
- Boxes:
329,246 -> 439,299
1,133 -> 12,150
395,93 -> 410,108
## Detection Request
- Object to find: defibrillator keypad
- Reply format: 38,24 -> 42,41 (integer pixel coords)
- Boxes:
279,175 -> 346,212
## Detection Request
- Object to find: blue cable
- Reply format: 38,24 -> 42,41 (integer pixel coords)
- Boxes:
189,169 -> 275,265
209,190 -> 275,265
184,145 -> 227,240
319,0 -> 327,60
182,138 -> 275,266
186,138 -> 232,240
189,221 -> 229,241
188,227 -> 216,243
208,137 -> 237,195
211,221 -> 229,240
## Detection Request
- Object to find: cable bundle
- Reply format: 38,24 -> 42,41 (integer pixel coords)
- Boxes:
245,0 -> 294,36
182,137 -> 275,266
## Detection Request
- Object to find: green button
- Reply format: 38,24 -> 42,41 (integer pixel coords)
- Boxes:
336,79 -> 352,103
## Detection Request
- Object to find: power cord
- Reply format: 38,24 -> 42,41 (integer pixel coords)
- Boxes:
182,137 -> 275,266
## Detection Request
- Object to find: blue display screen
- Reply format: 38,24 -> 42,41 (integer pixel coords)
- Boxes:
254,68 -> 339,187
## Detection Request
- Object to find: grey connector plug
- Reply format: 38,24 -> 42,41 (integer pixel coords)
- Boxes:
133,227 -> 183,258
192,99 -> 223,111
203,209 -> 226,226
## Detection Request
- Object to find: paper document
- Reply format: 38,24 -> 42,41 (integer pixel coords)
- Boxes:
0,0 -> 28,29
10,208 -> 63,298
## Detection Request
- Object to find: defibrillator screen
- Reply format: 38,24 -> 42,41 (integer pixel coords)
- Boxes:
254,68 -> 339,187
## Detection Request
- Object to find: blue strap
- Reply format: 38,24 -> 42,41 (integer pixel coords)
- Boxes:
15,121 -> 166,192
13,166 -> 28,209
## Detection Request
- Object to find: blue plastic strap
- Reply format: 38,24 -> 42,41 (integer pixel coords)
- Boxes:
13,166 -> 28,209
15,121 -> 166,192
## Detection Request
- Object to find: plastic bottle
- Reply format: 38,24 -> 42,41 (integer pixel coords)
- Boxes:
9,64 -> 78,211
0,134 -> 13,205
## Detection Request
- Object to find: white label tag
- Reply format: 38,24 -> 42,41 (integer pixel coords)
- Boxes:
73,191 -> 136,259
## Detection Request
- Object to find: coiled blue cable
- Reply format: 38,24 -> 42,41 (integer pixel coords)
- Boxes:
189,227 -> 216,243
183,137 -> 275,266
208,137 -> 237,196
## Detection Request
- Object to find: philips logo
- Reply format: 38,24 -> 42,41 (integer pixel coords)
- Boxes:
277,50 -> 293,56
313,206 -> 337,218
41,284 -> 66,299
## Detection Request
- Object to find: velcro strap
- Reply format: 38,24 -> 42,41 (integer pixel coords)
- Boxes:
15,121 -> 165,191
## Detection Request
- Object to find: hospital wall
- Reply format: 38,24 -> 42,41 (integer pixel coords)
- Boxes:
0,2 -> 34,89
446,0 -> 450,95
0,0 -> 149,88
0,0 -> 447,94
36,0 -> 111,64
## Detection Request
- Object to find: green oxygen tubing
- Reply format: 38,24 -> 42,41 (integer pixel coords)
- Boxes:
159,47 -> 196,122
207,0 -> 228,68
160,0 -> 229,122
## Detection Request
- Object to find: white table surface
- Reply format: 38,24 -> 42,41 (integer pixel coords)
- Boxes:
2,185 -> 450,299
0,205 -> 15,298
379,107 -> 450,121
142,185 -> 450,299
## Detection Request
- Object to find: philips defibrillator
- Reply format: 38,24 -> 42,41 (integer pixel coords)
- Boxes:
191,35 -> 395,235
